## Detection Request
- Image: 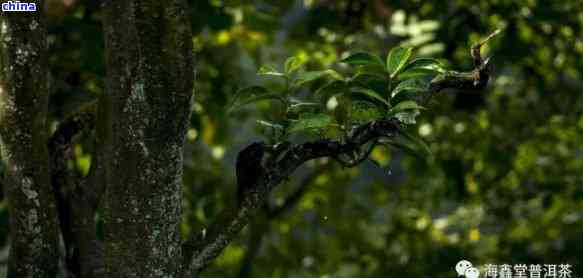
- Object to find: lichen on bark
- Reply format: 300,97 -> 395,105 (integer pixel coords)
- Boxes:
0,2 -> 60,277
101,0 -> 194,277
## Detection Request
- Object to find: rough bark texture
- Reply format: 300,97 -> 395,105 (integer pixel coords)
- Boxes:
0,2 -> 60,277
101,0 -> 194,277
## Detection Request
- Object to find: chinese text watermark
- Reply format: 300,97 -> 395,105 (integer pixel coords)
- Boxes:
457,259 -> 573,278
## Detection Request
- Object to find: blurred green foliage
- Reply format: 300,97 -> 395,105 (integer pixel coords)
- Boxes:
2,0 -> 583,277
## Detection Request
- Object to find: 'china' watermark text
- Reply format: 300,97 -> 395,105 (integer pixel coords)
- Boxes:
2,1 -> 37,12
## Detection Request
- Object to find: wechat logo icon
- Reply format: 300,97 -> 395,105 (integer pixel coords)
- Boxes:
456,260 -> 480,278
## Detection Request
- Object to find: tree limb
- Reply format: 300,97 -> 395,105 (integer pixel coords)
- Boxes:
429,29 -> 500,94
185,29 -> 500,276
48,100 -> 99,277
48,100 -> 97,159
184,117 -> 401,276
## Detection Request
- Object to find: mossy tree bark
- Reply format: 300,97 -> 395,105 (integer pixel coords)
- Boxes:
0,2 -> 60,277
101,0 -> 194,277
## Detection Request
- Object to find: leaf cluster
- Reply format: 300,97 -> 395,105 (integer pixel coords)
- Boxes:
230,46 -> 447,158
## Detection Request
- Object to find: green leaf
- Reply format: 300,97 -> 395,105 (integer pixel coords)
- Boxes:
350,72 -> 388,89
390,90 -> 417,107
351,87 -> 390,108
398,59 -> 446,79
391,77 -> 431,99
398,68 -> 441,79
257,120 -> 284,129
287,113 -> 336,134
386,46 -> 413,78
402,58 -> 446,73
388,100 -> 423,115
229,86 -> 282,112
293,69 -> 342,87
355,64 -> 388,79
287,102 -> 321,115
256,120 -> 285,140
258,65 -> 285,77
389,100 -> 423,124
284,56 -> 304,74
394,110 -> 420,125
341,52 -> 384,67
323,124 -> 344,139
350,100 -> 385,123
315,80 -> 348,102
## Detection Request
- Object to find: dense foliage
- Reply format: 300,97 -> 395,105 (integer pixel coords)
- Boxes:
230,45 -> 442,158
1,0 -> 582,277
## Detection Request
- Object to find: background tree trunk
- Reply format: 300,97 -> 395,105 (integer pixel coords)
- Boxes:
101,0 -> 193,277
0,2 -> 60,277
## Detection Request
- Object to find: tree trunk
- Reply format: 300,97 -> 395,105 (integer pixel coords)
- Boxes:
101,0 -> 194,277
0,2 -> 60,277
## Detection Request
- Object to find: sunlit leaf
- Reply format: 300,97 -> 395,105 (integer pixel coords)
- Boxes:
350,100 -> 385,123
398,58 -> 445,79
287,113 -> 336,134
229,86 -> 282,112
390,90 -> 418,107
258,65 -> 285,77
394,110 -> 420,125
398,68 -> 442,79
389,100 -> 423,125
355,64 -> 388,79
293,69 -> 342,87
351,87 -> 390,107
370,146 -> 391,167
341,52 -> 384,67
387,46 -> 413,78
256,120 -> 285,140
284,56 -> 304,74
388,100 -> 424,115
402,58 -> 446,73
287,102 -> 321,115
323,124 -> 343,139
391,77 -> 431,98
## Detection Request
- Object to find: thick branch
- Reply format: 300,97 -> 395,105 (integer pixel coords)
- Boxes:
234,164 -> 328,277
186,30 -> 500,276
47,100 -> 98,277
48,101 -> 97,162
48,100 -> 99,206
185,117 -> 401,275
429,29 -> 500,93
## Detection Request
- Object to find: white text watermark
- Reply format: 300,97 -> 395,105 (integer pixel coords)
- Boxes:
2,1 -> 37,12
457,259 -> 573,278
